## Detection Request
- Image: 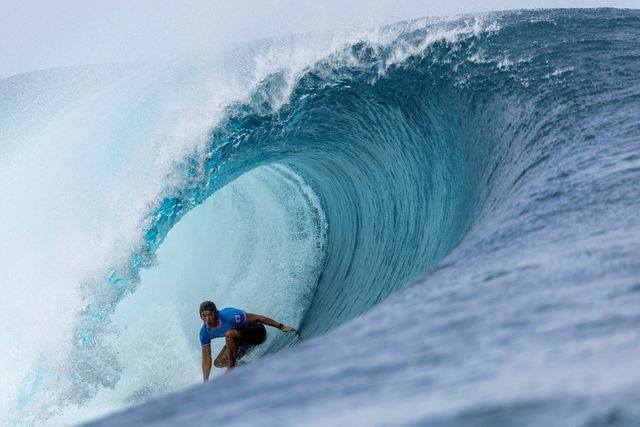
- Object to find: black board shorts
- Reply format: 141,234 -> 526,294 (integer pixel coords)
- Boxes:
235,324 -> 267,359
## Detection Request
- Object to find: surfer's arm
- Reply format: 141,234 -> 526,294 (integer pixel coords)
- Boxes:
201,344 -> 212,382
245,313 -> 298,333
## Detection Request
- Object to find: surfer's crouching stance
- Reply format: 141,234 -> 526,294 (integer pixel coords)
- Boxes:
198,301 -> 298,381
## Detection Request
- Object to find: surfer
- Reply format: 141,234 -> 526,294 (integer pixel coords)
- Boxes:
199,300 -> 298,381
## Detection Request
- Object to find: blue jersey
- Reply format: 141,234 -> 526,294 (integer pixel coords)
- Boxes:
199,307 -> 248,346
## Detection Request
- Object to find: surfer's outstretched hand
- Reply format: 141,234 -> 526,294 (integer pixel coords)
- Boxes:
284,325 -> 304,340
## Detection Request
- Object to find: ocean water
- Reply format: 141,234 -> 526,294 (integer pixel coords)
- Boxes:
1,8 -> 639,426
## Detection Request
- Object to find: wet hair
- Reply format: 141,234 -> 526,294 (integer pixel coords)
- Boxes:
199,301 -> 218,315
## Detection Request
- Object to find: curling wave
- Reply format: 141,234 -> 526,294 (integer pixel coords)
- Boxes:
2,8 -> 640,426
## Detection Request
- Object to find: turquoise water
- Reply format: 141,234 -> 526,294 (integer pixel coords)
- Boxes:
1,9 -> 639,426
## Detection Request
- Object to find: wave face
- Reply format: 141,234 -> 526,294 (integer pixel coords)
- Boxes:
1,8 -> 640,426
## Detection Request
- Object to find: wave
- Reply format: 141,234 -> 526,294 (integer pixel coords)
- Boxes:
2,8 -> 639,426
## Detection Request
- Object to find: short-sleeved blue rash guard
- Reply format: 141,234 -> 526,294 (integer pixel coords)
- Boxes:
199,307 -> 248,346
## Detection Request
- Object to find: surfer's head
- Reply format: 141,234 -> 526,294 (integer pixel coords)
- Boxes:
199,301 -> 218,327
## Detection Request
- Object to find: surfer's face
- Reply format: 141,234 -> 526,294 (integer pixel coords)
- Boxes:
200,310 -> 217,328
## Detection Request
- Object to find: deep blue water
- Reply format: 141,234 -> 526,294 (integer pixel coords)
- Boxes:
1,8 -> 639,426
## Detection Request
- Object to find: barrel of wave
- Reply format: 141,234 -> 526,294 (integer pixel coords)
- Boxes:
46,164 -> 327,425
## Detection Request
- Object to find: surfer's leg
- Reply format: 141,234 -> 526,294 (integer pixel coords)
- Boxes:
214,346 -> 228,368
225,329 -> 241,368
213,328 -> 256,368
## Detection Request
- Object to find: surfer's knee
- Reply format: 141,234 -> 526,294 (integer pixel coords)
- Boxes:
225,329 -> 240,341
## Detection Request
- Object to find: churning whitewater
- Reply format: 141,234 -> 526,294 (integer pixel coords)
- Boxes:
1,8 -> 639,427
